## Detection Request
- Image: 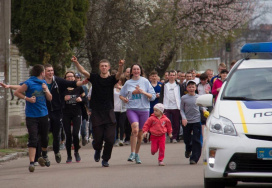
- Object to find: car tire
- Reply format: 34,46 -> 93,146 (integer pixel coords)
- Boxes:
204,178 -> 225,188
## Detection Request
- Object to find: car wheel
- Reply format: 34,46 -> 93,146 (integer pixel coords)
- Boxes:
204,178 -> 225,188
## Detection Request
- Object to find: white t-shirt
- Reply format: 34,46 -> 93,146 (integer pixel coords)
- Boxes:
165,82 -> 178,109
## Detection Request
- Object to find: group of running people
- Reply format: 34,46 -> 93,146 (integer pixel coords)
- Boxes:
1,56 -> 233,172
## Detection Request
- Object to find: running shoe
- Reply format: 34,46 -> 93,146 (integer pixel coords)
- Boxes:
29,164 -> 35,172
119,140 -> 124,146
59,143 -> 65,150
114,139 -> 120,147
94,150 -> 101,162
190,160 -> 197,165
74,152 -> 81,162
55,152 -> 61,163
172,139 -> 177,143
185,151 -> 191,158
38,156 -> 50,167
66,156 -> 72,164
102,160 -> 109,167
34,162 -> 39,166
135,154 -> 141,164
127,153 -> 135,162
158,161 -> 165,166
82,138 -> 87,146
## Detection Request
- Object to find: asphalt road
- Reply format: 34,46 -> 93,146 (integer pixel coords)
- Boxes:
0,141 -> 271,188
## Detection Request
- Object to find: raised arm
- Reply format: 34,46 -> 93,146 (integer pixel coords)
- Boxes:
115,60 -> 125,80
71,56 -> 90,79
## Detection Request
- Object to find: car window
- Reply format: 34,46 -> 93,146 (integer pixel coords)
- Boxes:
223,68 -> 272,100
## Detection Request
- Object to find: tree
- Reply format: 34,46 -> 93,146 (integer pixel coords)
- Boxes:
11,0 -> 89,76
75,0 -> 158,73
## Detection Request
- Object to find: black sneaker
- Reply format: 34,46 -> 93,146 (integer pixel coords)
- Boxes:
55,152 -> 61,163
102,160 -> 109,167
185,151 -> 191,158
94,150 -> 101,162
38,156 -> 50,167
82,139 -> 87,146
66,156 -> 72,164
74,152 -> 81,162
29,164 -> 35,172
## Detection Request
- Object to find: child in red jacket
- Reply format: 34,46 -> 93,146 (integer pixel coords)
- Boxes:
143,103 -> 172,166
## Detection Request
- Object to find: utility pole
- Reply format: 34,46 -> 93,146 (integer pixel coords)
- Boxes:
0,0 -> 11,148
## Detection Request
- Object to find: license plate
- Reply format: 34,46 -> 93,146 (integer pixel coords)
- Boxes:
256,148 -> 272,160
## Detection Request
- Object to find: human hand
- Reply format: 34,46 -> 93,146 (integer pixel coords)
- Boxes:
64,95 -> 71,101
71,55 -> 78,63
76,97 -> 82,102
123,97 -> 129,103
119,60 -> 125,66
42,83 -> 49,93
82,79 -> 89,85
182,119 -> 187,126
169,134 -> 173,138
143,132 -> 148,138
0,82 -> 9,88
27,96 -> 36,103
156,93 -> 160,98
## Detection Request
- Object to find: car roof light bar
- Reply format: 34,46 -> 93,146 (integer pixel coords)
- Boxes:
241,42 -> 272,53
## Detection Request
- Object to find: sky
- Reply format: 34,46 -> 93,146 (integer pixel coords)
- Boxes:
253,0 -> 272,25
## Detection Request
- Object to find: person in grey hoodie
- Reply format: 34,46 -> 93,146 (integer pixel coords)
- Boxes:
120,64 -> 156,164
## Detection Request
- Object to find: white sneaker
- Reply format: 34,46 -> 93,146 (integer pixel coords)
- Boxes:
124,141 -> 130,145
34,162 -> 39,166
114,139 -> 120,147
119,140 -> 124,146
173,139 -> 177,143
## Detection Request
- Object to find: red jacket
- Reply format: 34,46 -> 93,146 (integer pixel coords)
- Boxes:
143,114 -> 172,136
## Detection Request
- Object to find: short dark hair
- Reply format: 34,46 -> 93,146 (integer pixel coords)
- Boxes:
99,59 -> 110,66
169,70 -> 176,75
30,64 -> 44,77
44,64 -> 53,69
149,70 -> 158,76
220,69 -> 229,74
64,71 -> 75,79
200,73 -> 208,80
187,81 -> 196,87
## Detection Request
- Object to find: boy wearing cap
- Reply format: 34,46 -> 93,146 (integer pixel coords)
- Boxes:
180,80 -> 203,165
143,103 -> 172,166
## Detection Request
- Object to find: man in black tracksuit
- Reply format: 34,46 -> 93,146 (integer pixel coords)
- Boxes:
44,64 -> 87,163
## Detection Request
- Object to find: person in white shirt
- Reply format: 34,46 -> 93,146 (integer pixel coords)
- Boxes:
159,70 -> 182,143
190,69 -> 200,85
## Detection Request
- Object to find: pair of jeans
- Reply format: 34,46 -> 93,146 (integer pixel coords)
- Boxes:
183,122 -> 202,163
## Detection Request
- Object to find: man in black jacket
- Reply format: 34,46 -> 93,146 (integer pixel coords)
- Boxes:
44,64 -> 87,163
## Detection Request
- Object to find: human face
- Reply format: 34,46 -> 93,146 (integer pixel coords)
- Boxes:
185,73 -> 192,81
65,73 -> 75,81
178,73 -> 185,82
45,67 -> 54,80
168,72 -> 176,82
150,74 -> 158,82
186,84 -> 196,95
218,66 -> 225,75
125,68 -> 131,79
153,108 -> 162,118
200,79 -> 208,85
206,70 -> 213,80
99,62 -> 110,75
164,72 -> 169,80
220,72 -> 228,80
191,70 -> 196,79
131,65 -> 141,78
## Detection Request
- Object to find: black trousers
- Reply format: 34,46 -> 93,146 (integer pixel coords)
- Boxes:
63,112 -> 81,157
48,110 -> 63,154
26,115 -> 49,149
124,116 -> 131,142
114,112 -> 126,140
183,122 -> 202,163
92,123 -> 116,162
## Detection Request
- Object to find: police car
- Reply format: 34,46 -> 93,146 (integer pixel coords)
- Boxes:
196,42 -> 272,188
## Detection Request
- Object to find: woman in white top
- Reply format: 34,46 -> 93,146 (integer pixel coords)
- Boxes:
114,76 -> 126,146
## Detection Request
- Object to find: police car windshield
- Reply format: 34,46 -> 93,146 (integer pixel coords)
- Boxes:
223,68 -> 272,101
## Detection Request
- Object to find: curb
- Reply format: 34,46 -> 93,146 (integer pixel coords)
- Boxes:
0,152 -> 28,163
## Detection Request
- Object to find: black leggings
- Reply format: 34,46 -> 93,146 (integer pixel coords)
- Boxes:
63,113 -> 81,157
26,115 -> 49,149
114,112 -> 126,140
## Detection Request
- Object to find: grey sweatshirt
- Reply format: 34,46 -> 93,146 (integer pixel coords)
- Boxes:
180,93 -> 201,123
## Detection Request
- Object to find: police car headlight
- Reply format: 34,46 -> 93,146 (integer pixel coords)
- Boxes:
210,116 -> 237,136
